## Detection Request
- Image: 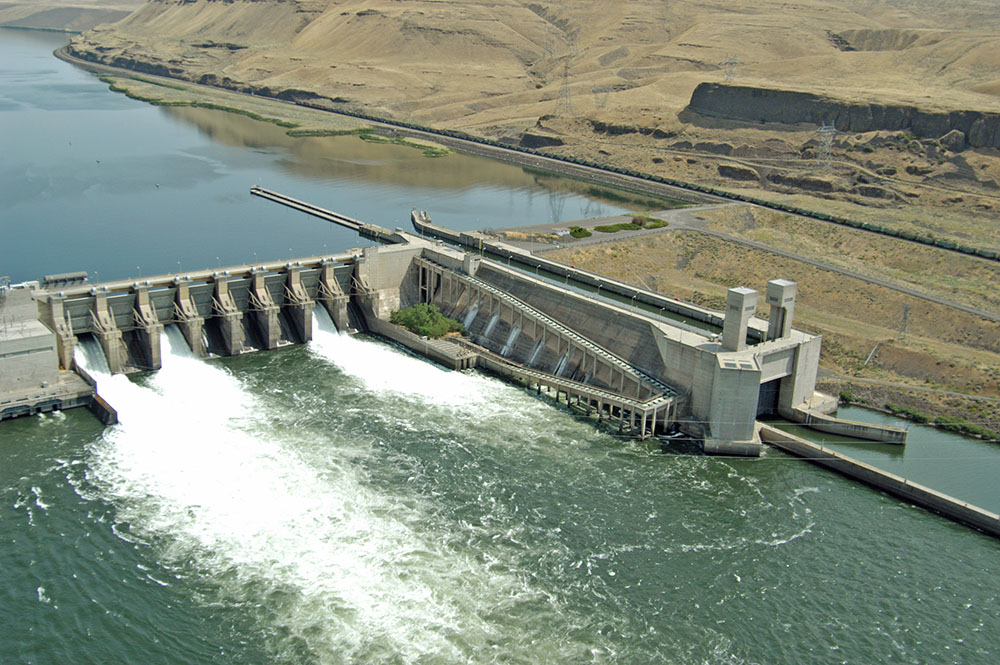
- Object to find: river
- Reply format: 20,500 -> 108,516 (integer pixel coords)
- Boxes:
1,28 -> 998,665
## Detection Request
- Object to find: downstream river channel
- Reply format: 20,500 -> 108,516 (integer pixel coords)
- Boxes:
2,29 -> 998,665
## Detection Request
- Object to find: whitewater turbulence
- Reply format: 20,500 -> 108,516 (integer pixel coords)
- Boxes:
76,321 -> 608,663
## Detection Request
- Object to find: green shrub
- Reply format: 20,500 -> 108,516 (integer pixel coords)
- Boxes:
839,390 -> 855,404
390,303 -> 463,338
569,225 -> 592,238
594,222 -> 641,233
885,403 -> 930,423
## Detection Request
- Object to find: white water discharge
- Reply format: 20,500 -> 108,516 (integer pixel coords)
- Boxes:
501,325 -> 521,357
462,302 -> 480,331
554,352 -> 569,377
309,308 -> 493,408
528,338 -> 544,366
76,323 -> 600,663
482,312 -> 499,339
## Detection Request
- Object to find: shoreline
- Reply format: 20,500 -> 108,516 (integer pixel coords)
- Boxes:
57,45 -> 1000,266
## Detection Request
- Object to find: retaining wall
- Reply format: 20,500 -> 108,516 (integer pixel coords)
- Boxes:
760,424 -> 1000,538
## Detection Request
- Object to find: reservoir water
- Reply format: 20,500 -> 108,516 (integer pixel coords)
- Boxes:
2,29 -> 999,665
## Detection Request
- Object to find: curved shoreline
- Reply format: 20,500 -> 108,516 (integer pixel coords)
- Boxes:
54,46 -> 1000,264
53,46 -> 716,208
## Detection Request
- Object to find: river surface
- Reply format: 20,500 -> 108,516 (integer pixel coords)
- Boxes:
2,29 -> 999,665
0,29 -> 638,285
771,405 -> 1000,515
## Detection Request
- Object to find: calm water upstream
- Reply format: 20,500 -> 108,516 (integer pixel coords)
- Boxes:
771,405 -> 1000,515
1,29 -> 999,665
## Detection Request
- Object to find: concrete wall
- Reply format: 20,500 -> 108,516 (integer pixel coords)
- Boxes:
778,334 -> 822,413
708,356 -> 762,444
760,424 -> 999,538
786,407 -> 908,444
0,288 -> 61,392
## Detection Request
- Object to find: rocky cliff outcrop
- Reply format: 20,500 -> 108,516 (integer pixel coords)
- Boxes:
688,83 -> 1000,149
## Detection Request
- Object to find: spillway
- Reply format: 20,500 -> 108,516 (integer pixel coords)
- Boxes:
73,322 -> 616,663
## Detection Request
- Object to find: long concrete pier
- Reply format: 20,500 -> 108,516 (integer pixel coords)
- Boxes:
760,424 -> 1000,538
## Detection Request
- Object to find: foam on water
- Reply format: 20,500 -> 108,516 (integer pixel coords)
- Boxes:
76,327 -> 606,663
308,308 -> 498,409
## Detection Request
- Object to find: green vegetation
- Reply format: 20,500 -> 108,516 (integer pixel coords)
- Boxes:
128,75 -> 186,91
100,77 -> 301,128
569,225 -> 592,238
885,403 -> 999,440
390,304 -> 463,339
358,132 -> 450,157
285,128 -> 369,138
594,214 -> 668,233
838,390 -> 856,404
594,222 -> 642,233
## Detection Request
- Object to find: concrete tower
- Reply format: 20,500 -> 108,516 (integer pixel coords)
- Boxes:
766,279 -> 797,341
722,286 -> 757,352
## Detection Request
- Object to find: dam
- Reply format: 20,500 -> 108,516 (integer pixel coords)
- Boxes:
0,188 -> 870,456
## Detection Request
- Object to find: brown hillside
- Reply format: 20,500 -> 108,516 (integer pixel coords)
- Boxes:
64,1 -> 1000,241
68,0 -> 1000,128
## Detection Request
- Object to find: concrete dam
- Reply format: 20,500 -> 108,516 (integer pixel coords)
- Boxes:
1,188 -> 902,456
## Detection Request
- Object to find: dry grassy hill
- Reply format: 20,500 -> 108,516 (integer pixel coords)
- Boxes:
66,0 -> 1000,126
62,1 -> 1000,242
0,1 -> 141,32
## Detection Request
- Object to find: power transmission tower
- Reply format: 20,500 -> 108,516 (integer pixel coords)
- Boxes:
723,55 -> 739,81
592,86 -> 610,109
817,123 -> 836,170
898,303 -> 910,340
555,36 -> 577,117
555,60 -> 574,116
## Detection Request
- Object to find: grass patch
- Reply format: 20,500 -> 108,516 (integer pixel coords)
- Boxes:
129,75 -> 186,91
358,132 -> 450,157
568,225 -> 592,239
100,77 -> 299,128
595,222 -> 642,233
886,403 -> 1000,440
285,128 -> 369,138
594,215 -> 668,234
390,304 -> 463,339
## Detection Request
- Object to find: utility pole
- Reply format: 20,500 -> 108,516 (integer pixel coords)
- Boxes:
722,55 -> 739,82
555,35 -> 577,117
555,60 -> 573,116
817,123 -> 836,170
592,86 -> 610,109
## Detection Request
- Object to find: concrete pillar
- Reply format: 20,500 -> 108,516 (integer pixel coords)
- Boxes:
44,294 -> 77,370
319,261 -> 350,332
132,284 -> 163,370
283,265 -> 314,344
463,253 -> 481,277
766,279 -> 797,341
722,287 -> 758,352
250,269 -> 281,350
212,274 -> 244,356
174,279 -> 205,357
90,290 -> 126,374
